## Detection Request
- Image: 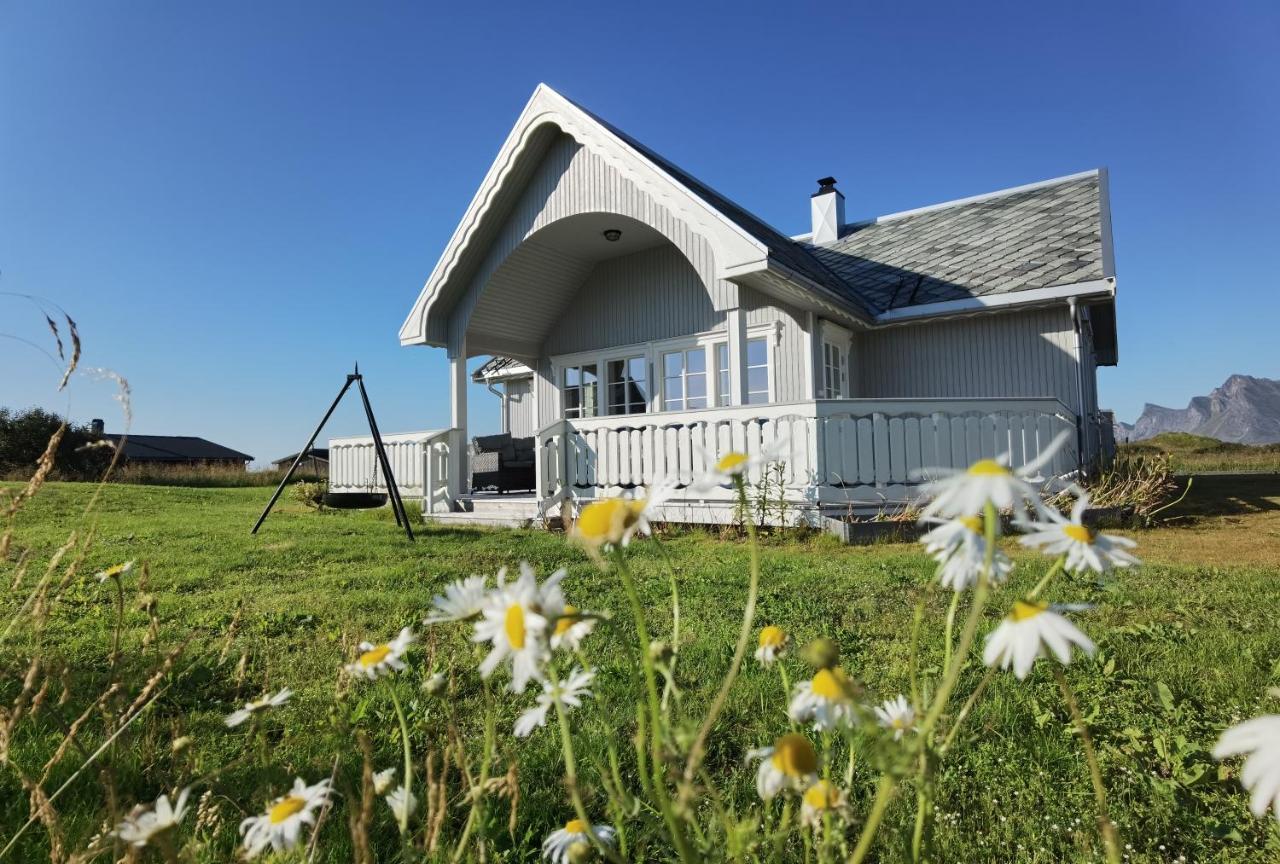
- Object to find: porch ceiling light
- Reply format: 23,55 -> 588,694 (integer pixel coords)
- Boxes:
602,228 -> 622,242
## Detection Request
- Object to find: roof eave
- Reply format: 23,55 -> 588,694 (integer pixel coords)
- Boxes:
873,278 -> 1115,326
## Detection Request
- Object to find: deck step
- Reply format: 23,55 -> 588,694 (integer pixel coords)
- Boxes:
427,510 -> 534,529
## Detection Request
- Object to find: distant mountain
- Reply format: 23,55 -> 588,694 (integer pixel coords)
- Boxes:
1114,375 -> 1280,445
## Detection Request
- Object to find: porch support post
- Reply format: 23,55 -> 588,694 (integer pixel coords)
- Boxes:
805,311 -> 823,399
448,337 -> 468,508
727,307 -> 747,406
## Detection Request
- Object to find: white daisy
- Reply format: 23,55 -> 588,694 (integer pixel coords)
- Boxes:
96,560 -> 135,583
982,600 -> 1095,680
747,733 -> 819,800
474,564 -> 554,692
874,694 -> 916,741
789,667 -> 857,732
115,787 -> 190,847
572,480 -> 674,552
385,785 -> 417,826
1017,492 -> 1140,574
918,430 -> 1070,519
800,780 -> 849,829
755,625 -> 788,665
345,627 -> 414,680
224,688 -> 292,728
541,818 -> 616,863
919,516 -> 1013,591
373,768 -> 396,795
239,777 -> 332,859
692,437 -> 791,492
424,574 -> 489,624
1213,714 -> 1280,821
549,605 -> 596,652
515,667 -> 595,738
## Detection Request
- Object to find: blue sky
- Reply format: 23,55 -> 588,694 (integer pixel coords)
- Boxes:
2,2 -> 1277,465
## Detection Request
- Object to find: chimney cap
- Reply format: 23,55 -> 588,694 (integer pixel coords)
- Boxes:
812,176 -> 841,198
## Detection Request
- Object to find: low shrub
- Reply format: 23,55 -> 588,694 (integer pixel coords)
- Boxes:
291,479 -> 328,509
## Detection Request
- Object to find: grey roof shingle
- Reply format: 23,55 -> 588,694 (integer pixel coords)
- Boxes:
808,174 -> 1105,314
569,95 -> 1104,319
103,434 -> 253,463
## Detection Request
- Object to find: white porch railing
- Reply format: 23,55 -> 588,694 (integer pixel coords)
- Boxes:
536,398 -> 1078,521
328,429 -> 453,512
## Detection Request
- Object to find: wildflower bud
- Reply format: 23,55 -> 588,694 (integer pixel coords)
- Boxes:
171,735 -> 193,754
567,840 -> 594,864
648,640 -> 673,664
801,638 -> 840,670
423,672 -> 447,695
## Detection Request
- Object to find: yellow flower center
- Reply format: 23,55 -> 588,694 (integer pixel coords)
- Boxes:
758,625 -> 786,649
803,780 -> 839,811
959,515 -> 983,533
504,604 -> 527,649
810,667 -> 851,702
1011,599 -> 1049,622
268,795 -> 306,824
892,716 -> 908,729
1062,523 -> 1095,544
105,563 -> 129,577
564,818 -> 588,834
771,733 -> 818,778
358,645 -> 391,668
967,459 -> 1010,476
574,497 -> 645,546
555,605 -> 578,637
716,452 -> 749,473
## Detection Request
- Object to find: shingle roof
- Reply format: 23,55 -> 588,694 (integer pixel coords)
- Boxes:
806,173 -> 1104,314
104,434 -> 253,463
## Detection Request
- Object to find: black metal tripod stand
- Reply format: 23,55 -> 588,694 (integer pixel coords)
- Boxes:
252,365 -> 415,540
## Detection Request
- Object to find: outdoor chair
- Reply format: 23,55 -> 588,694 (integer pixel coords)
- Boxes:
469,433 -> 536,493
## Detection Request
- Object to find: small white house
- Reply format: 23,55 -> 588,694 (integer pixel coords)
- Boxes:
332,84 -> 1119,527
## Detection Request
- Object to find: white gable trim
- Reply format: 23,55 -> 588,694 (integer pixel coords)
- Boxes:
399,84 -> 770,347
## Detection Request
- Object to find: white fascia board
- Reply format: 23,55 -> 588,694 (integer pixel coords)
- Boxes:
399,84 -> 770,346
873,278 -> 1115,324
1098,167 -> 1116,279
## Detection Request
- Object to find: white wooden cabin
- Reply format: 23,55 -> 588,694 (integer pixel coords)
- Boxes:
331,84 -> 1119,528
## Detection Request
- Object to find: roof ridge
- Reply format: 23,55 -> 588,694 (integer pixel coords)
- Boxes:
858,169 -> 1101,227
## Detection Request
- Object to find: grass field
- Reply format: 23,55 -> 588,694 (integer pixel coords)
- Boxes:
3,479 -> 1280,861
1120,433 -> 1280,474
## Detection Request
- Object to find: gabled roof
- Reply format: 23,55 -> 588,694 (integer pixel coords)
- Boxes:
104,434 -> 253,463
568,98 -> 877,319
403,84 -> 1115,348
273,448 -> 329,466
472,356 -> 533,383
806,171 -> 1109,315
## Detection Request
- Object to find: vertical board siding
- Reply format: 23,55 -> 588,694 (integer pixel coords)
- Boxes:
742,287 -> 809,403
855,307 -> 1083,414
544,245 -> 721,355
454,134 -> 739,345
504,378 -> 536,437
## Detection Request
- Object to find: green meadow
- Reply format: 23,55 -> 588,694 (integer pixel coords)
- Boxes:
2,479 -> 1279,862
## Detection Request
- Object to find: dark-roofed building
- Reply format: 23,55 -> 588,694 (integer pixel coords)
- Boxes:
91,420 -> 253,468
271,448 -> 329,476
335,84 -> 1123,525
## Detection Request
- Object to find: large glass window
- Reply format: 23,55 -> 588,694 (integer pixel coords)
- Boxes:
607,356 -> 648,415
563,364 -> 598,418
662,347 -> 708,411
822,340 -> 848,398
746,338 -> 769,405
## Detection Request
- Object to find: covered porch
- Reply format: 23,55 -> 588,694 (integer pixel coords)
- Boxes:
328,396 -> 1078,526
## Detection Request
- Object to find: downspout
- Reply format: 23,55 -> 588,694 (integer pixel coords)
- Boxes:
1067,298 -> 1087,474
485,379 -> 506,434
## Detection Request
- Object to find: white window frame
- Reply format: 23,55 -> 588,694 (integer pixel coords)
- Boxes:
550,323 -> 777,418
819,323 -> 852,399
